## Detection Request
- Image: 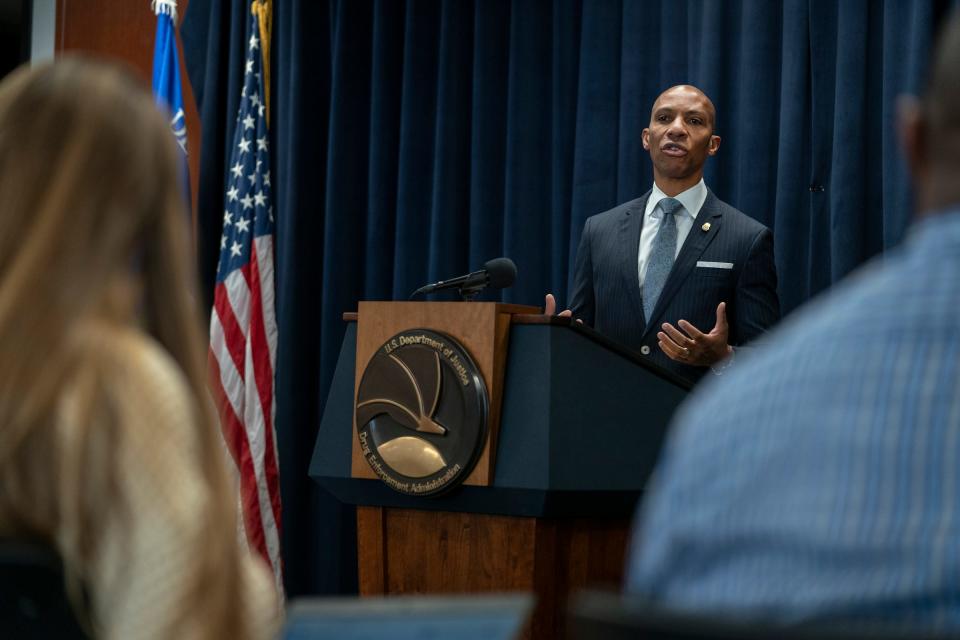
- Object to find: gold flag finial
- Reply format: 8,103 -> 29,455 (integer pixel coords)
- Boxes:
251,0 -> 272,126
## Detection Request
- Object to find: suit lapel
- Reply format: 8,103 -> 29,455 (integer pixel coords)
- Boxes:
643,190 -> 723,336
617,191 -> 650,330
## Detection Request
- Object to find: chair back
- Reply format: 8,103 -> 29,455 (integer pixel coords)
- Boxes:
0,539 -> 90,639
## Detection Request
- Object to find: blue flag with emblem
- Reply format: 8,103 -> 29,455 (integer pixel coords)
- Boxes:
151,0 -> 188,157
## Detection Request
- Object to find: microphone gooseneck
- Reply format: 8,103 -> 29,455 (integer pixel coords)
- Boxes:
410,257 -> 517,301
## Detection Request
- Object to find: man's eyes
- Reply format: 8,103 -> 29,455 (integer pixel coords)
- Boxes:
656,114 -> 705,125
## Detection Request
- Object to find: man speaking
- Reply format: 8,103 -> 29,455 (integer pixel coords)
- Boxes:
548,85 -> 780,385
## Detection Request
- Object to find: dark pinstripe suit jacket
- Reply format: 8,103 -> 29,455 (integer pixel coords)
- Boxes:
569,189 -> 780,385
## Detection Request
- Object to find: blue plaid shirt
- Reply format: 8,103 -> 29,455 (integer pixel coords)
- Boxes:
627,208 -> 960,633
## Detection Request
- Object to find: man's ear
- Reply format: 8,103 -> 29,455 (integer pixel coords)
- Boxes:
897,95 -> 926,180
707,134 -> 721,156
642,128 -> 650,150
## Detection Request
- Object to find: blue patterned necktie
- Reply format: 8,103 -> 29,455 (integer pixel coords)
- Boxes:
643,197 -> 684,321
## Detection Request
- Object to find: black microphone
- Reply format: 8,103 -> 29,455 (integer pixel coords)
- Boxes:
411,257 -> 517,300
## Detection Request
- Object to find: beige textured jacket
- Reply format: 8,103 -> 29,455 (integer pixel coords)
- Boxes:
2,327 -> 279,639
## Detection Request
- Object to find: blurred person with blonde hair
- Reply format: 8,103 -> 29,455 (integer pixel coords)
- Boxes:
0,58 -> 278,638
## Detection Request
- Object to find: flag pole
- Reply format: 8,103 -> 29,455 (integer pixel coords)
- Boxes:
151,0 -> 177,21
251,0 -> 272,126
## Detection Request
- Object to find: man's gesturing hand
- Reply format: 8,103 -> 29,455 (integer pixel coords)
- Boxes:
657,302 -> 733,366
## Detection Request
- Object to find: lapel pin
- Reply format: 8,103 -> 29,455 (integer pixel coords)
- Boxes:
701,222 -> 711,232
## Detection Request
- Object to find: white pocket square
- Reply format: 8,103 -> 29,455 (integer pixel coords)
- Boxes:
696,261 -> 734,269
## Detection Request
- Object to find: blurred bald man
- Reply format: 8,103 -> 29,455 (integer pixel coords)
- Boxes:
548,85 -> 780,385
627,10 -> 960,633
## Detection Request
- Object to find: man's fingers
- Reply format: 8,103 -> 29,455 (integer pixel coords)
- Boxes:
662,322 -> 695,346
657,330 -> 685,353
715,302 -> 729,331
545,293 -> 577,319
657,334 -> 686,361
676,319 -> 706,340
544,293 -> 556,315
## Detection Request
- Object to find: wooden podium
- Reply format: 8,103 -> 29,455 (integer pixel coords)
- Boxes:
312,302 -> 690,639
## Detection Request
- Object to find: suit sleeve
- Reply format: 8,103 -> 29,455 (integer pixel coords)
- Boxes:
568,217 -> 595,326
732,227 -> 780,345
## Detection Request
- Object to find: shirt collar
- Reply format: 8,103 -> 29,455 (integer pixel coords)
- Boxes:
645,179 -> 707,220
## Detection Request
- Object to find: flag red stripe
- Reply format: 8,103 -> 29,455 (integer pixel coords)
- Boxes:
207,345 -> 242,466
208,345 -> 274,571
247,240 -> 282,529
213,284 -> 247,378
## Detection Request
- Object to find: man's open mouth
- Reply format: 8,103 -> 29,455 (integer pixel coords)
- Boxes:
661,142 -> 687,157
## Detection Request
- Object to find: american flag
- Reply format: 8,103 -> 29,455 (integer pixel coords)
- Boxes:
208,5 -> 283,593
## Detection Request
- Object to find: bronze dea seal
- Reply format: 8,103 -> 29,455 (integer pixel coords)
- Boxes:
355,329 -> 488,496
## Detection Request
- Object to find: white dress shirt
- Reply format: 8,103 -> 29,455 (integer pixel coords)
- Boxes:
637,179 -> 707,294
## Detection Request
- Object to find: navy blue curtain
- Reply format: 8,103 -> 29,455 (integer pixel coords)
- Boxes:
183,0 -> 948,597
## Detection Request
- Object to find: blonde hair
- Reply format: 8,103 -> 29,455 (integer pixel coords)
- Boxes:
0,58 -> 249,638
